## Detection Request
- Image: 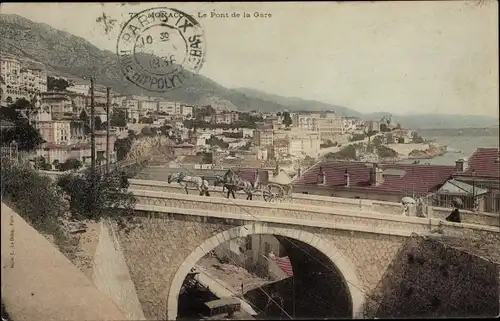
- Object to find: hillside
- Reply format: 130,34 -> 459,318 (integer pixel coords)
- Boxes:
0,13 -> 288,112
237,88 -> 499,129
236,87 -> 362,117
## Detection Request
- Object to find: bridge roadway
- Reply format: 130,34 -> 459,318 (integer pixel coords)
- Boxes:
126,179 -> 499,239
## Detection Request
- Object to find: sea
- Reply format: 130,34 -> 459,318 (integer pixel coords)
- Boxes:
397,127 -> 499,166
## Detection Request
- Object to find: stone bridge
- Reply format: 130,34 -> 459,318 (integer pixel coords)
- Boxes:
100,179 -> 499,320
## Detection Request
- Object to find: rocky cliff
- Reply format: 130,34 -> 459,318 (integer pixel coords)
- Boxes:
408,143 -> 446,159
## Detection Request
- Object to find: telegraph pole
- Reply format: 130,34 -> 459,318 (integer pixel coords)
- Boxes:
90,77 -> 96,175
90,77 -> 96,215
106,87 -> 111,174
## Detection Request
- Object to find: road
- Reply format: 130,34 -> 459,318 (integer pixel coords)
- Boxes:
193,264 -> 258,317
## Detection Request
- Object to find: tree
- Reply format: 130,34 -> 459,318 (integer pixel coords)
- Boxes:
110,110 -> 127,127
206,135 -> 229,149
328,145 -> 357,160
350,133 -> 365,142
380,123 -> 390,132
6,96 -> 13,104
372,136 -> 384,147
376,145 -> 397,159
1,123 -> 44,151
277,112 -> 282,117
34,156 -> 51,170
139,117 -> 154,124
56,170 -> 136,221
47,76 -> 70,91
10,98 -> 31,110
115,137 -> 134,161
411,132 -> 425,144
141,127 -> 154,136
159,124 -> 172,136
282,111 -> 292,128
58,158 -> 83,171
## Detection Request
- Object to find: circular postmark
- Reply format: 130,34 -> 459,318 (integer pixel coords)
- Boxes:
116,7 -> 206,92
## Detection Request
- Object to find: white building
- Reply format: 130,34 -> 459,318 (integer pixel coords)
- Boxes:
157,101 -> 181,115
34,120 -> 72,145
181,104 -> 194,117
139,100 -> 157,117
1,55 -> 47,104
122,98 -> 139,121
275,128 -> 321,159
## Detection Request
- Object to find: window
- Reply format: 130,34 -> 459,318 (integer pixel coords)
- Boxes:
302,192 -> 309,195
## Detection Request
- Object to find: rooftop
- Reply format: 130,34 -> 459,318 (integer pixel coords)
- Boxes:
460,148 -> 500,179
293,161 -> 456,194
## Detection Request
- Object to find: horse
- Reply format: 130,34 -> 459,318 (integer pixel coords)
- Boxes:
167,172 -> 211,196
214,169 -> 260,200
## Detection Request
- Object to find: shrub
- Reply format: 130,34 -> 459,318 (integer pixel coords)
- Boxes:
0,162 -> 66,232
56,169 -> 137,221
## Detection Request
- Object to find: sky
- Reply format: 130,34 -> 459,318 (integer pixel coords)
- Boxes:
1,1 -> 498,117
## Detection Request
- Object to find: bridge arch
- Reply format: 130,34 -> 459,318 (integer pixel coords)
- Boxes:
166,223 -> 365,319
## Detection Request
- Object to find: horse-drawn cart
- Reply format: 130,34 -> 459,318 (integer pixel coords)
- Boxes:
262,171 -> 293,203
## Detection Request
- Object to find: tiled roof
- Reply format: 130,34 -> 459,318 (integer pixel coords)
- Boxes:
461,148 -> 500,179
293,161 -> 455,194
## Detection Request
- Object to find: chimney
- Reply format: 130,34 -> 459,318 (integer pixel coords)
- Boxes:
455,158 -> 464,172
297,167 -> 302,178
344,169 -> 350,187
317,166 -> 326,185
370,163 -> 384,186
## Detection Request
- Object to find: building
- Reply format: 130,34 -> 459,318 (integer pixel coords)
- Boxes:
316,113 -> 345,139
275,128 -> 321,159
19,67 -> 47,94
293,161 -> 456,203
254,128 -> 274,147
180,104 -> 194,117
157,101 -> 181,115
122,98 -> 139,121
451,148 -> 500,212
272,139 -> 289,160
94,130 -> 117,163
173,142 -> 197,156
293,113 -> 318,131
1,55 -> 47,104
139,100 -> 157,117
34,119 -> 86,146
40,93 -> 73,119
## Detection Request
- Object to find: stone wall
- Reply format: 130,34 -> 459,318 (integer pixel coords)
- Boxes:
364,233 -> 500,318
116,212 -> 234,319
114,211 -> 407,320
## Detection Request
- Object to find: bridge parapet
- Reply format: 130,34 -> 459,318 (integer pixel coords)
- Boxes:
127,189 -> 499,238
128,179 -> 500,227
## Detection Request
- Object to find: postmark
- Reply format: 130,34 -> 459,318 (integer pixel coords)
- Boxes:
116,7 -> 206,92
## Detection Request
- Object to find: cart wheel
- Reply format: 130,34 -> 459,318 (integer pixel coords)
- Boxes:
263,189 -> 274,202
